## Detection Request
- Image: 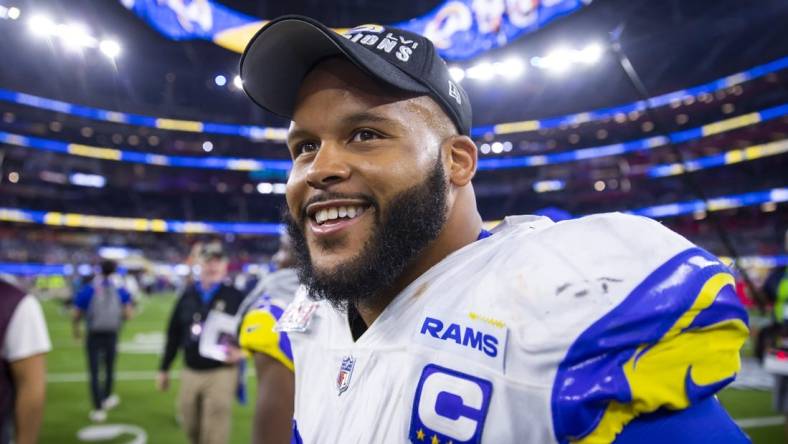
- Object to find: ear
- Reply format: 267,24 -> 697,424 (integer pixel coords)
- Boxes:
444,135 -> 477,187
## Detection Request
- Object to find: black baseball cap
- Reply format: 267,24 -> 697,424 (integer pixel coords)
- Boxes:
240,15 -> 472,136
198,242 -> 227,260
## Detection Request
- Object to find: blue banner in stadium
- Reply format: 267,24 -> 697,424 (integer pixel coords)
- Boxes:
120,0 -> 591,60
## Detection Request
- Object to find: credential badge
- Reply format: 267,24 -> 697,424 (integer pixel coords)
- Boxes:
214,300 -> 226,312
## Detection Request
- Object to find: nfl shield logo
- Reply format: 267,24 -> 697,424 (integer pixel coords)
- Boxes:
276,299 -> 318,333
336,355 -> 356,395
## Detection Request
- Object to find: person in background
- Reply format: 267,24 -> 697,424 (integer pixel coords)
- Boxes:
72,260 -> 134,422
764,229 -> 788,441
0,277 -> 51,444
157,241 -> 245,444
238,233 -> 300,444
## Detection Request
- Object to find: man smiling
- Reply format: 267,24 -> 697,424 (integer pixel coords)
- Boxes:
240,15 -> 750,443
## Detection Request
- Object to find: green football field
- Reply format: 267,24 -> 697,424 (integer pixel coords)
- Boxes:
40,294 -> 785,443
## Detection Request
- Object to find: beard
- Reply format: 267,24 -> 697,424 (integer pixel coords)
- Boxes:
286,156 -> 448,311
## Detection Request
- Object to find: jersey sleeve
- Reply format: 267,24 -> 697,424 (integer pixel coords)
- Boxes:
73,285 -> 93,311
550,217 -> 749,444
239,298 -> 294,371
613,397 -> 750,444
118,287 -> 132,305
2,295 -> 52,361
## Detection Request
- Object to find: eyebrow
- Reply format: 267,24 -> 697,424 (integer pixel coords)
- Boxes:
341,111 -> 400,129
286,128 -> 314,148
287,111 -> 404,146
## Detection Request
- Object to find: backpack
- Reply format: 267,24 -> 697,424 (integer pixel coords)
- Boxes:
87,278 -> 123,333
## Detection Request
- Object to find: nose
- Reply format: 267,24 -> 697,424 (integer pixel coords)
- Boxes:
305,142 -> 351,189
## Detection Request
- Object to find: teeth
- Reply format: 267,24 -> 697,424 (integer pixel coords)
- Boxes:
313,205 -> 367,225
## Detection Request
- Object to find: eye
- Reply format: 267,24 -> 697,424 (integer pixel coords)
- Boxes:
293,140 -> 319,156
350,129 -> 382,143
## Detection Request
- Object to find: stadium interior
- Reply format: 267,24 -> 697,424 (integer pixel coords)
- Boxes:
0,0 -> 787,442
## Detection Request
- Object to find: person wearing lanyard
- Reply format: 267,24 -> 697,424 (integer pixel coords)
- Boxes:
157,241 -> 245,444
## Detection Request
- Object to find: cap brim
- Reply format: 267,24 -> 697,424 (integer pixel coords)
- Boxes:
240,15 -> 429,120
200,253 -> 226,260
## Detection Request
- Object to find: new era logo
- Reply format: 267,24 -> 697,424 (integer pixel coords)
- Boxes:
346,24 -> 385,34
448,80 -> 462,105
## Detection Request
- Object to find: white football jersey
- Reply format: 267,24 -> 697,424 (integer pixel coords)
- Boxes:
279,213 -> 748,444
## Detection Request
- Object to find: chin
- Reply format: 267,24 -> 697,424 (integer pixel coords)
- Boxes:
310,254 -> 350,275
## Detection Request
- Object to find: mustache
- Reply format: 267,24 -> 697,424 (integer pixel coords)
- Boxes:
298,192 -> 378,219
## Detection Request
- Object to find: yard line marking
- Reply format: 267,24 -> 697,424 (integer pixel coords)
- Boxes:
735,416 -> 785,428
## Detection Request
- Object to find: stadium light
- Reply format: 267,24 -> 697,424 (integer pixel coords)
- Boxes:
0,5 -> 21,20
214,74 -> 227,86
257,182 -> 274,194
466,62 -> 495,81
233,75 -> 243,89
202,141 -> 213,152
494,58 -> 525,79
577,43 -> 603,64
59,23 -> 94,50
27,14 -> 123,58
532,180 -> 565,193
273,183 -> 287,194
28,14 -> 54,36
540,48 -> 573,73
448,66 -> 465,82
99,39 -> 121,58
70,172 -> 106,188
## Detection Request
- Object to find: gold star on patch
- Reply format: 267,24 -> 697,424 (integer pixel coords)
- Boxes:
431,434 -> 440,444
416,429 -> 425,441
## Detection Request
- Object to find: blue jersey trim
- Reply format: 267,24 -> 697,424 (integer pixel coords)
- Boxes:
291,419 -> 303,444
614,397 -> 750,443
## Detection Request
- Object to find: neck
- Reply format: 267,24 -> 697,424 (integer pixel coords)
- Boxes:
355,188 -> 482,327
200,279 -> 221,288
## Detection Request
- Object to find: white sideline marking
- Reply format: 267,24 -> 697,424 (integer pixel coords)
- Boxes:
48,371 -> 173,383
77,424 -> 147,444
48,368 -> 255,383
735,416 -> 785,428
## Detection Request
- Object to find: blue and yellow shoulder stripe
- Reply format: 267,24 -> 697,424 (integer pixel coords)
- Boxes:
239,295 -> 294,371
551,247 -> 749,443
